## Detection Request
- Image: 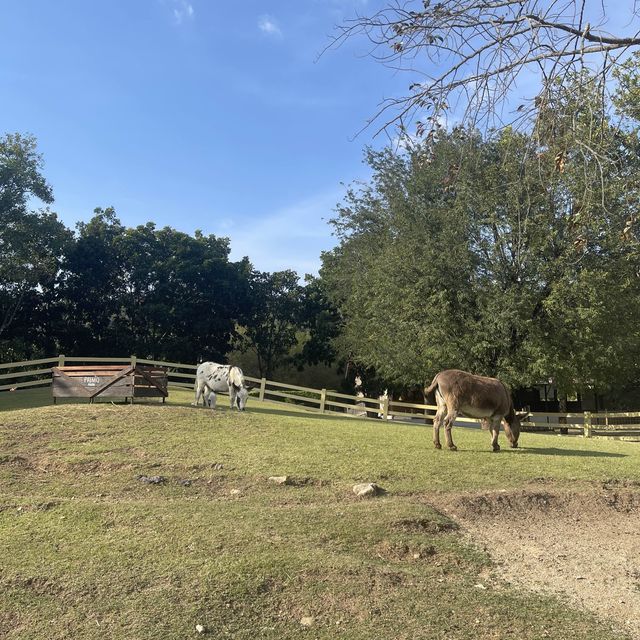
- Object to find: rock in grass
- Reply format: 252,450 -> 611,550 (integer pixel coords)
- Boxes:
137,475 -> 166,485
195,623 -> 206,633
268,475 -> 291,485
352,482 -> 385,498
300,616 -> 314,627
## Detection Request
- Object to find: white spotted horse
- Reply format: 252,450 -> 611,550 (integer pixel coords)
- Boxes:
193,362 -> 250,411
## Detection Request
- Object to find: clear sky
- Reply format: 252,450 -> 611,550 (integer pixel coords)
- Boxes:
2,1 -> 635,277
1,0 -> 406,276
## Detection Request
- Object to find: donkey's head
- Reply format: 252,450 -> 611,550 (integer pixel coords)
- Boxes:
505,411 -> 529,448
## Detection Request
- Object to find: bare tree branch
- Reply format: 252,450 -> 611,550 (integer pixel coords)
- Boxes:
327,0 -> 640,139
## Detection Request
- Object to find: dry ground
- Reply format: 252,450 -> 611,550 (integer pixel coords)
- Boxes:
430,482 -> 640,639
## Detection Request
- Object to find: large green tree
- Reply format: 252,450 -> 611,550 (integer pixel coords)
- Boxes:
0,133 -> 71,360
55,208 -> 127,356
239,270 -> 303,378
57,210 -> 252,362
320,75 -> 640,403
116,224 -> 252,362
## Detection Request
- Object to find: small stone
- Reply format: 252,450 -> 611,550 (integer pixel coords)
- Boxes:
268,476 -> 291,485
195,623 -> 206,633
230,489 -> 241,495
300,616 -> 314,627
180,479 -> 192,487
352,482 -> 385,498
137,475 -> 166,485
413,552 -> 421,559
474,583 -> 487,589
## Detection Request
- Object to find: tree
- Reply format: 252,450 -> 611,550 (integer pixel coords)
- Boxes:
0,133 -> 71,359
239,270 -> 303,378
294,275 -> 342,369
319,100 -> 640,403
57,210 -> 252,362
56,208 -> 127,356
331,1 -> 640,141
320,140 -> 482,387
116,225 -> 252,362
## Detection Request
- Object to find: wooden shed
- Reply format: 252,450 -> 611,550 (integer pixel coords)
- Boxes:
52,365 -> 168,403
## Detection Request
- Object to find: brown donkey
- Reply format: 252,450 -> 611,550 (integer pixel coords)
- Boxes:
425,369 -> 528,451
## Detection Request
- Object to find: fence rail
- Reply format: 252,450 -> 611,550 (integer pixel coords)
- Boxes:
2,355 -> 640,439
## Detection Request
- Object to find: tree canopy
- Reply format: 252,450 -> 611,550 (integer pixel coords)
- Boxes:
0,133 -> 71,359
319,69 -> 640,400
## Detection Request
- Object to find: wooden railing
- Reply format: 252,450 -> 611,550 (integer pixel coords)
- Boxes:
2,355 -> 640,439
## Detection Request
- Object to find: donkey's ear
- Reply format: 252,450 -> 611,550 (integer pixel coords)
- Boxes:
244,383 -> 258,392
516,411 -> 530,421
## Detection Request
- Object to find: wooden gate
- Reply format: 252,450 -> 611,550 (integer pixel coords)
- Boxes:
52,365 -> 168,403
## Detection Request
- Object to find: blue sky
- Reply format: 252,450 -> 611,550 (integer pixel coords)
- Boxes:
1,0 -> 406,276
2,1 -> 636,276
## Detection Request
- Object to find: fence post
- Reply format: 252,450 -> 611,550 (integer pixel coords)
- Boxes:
583,411 -> 592,438
259,378 -> 266,402
58,354 -> 65,368
319,388 -> 327,413
130,354 -> 137,369
382,395 -> 389,421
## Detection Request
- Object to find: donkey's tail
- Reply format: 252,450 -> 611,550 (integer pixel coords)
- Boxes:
424,373 -> 440,400
229,366 -> 245,391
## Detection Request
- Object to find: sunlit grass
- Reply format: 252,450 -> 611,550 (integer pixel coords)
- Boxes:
1,389 -> 637,639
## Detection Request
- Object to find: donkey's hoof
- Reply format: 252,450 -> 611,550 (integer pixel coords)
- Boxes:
434,443 -> 442,450
448,445 -> 458,451
492,445 -> 501,452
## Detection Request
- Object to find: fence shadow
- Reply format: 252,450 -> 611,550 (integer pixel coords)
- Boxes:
521,447 -> 627,459
248,403 -> 376,424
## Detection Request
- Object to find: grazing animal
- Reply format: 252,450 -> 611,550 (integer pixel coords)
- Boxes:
193,362 -> 249,411
424,369 -> 528,452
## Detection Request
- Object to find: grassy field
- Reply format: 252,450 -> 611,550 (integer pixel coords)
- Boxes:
1,387 -> 639,639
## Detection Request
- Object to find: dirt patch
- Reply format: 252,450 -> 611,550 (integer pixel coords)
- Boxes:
394,517 -> 458,534
430,484 -> 640,639
0,454 -> 31,467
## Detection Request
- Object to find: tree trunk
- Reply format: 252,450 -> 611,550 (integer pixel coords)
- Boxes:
558,392 -> 568,435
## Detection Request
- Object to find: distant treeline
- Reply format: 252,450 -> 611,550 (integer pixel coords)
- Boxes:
0,133 -> 338,379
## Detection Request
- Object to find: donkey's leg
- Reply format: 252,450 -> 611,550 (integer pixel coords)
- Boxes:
229,387 -> 236,410
432,408 -> 446,449
443,411 -> 458,451
489,417 -> 501,452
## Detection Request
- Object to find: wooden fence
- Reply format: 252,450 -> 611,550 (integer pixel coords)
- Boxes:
2,355 -> 640,440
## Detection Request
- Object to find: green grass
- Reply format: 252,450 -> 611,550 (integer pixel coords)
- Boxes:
1,388 -> 638,639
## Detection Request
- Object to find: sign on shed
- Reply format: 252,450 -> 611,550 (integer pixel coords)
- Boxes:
52,365 -> 168,403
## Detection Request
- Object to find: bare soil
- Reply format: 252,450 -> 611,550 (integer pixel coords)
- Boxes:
430,482 -> 640,639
